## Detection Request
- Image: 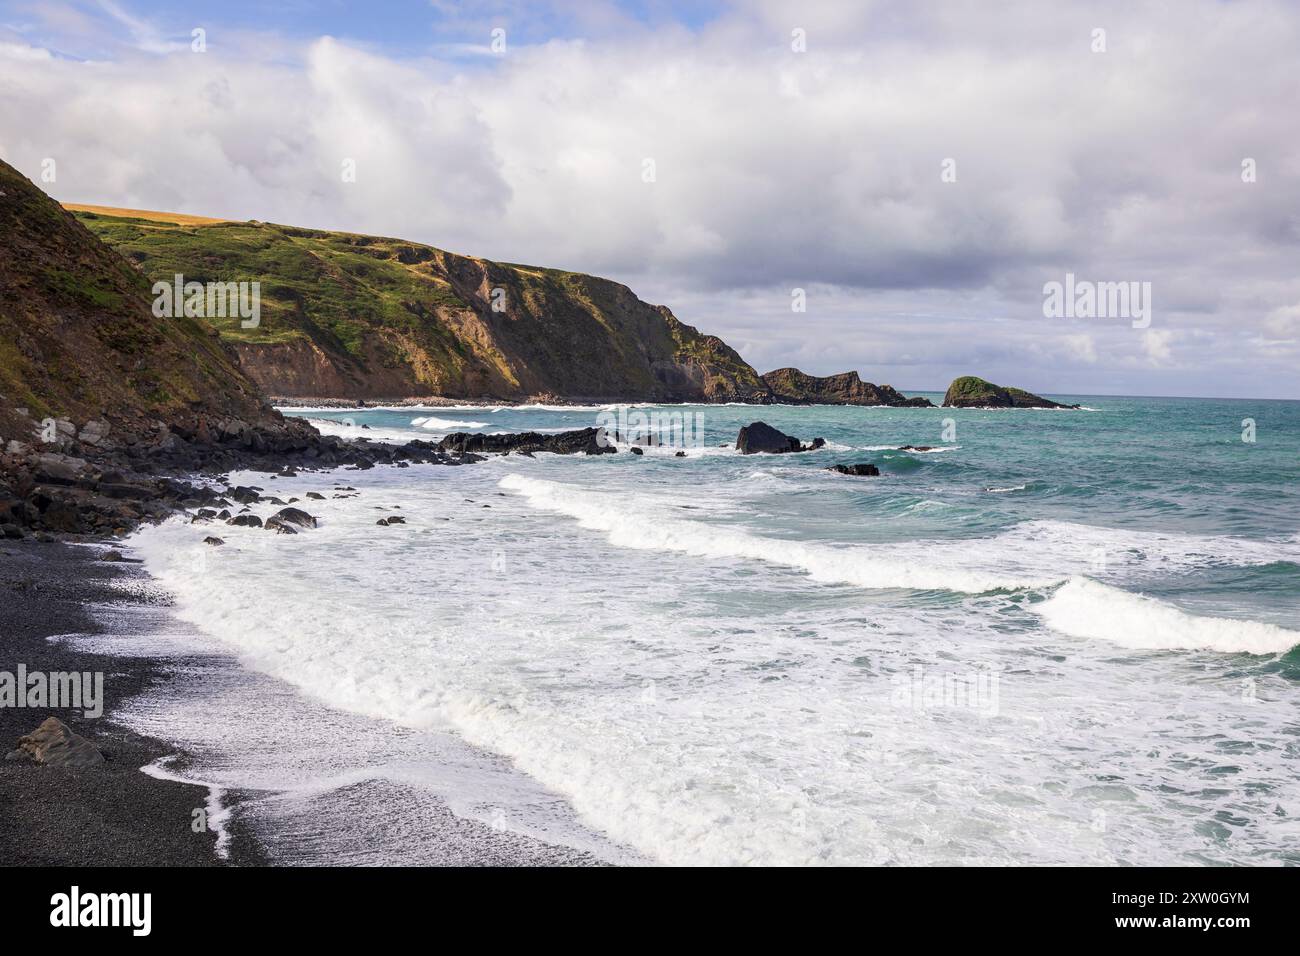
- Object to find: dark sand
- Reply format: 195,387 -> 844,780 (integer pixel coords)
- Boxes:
0,538 -> 265,865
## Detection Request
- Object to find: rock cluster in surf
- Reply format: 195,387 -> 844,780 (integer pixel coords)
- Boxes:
735,421 -> 826,455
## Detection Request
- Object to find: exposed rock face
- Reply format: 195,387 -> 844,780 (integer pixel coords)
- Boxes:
435,427 -> 615,456
942,376 -> 1079,409
762,368 -> 933,407
735,422 -> 825,454
6,717 -> 104,769
75,208 -> 770,404
828,463 -> 881,476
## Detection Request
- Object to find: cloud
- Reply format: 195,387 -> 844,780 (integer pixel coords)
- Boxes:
1,0 -> 1297,397
1142,329 -> 1175,366
1263,303 -> 1300,341
1064,334 -> 1098,365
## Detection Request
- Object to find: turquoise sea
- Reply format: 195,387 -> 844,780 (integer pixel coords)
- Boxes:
127,394 -> 1300,864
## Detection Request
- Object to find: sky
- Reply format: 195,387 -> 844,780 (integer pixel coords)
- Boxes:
1,0 -> 1297,399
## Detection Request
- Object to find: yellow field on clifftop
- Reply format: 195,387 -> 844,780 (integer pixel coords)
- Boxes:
61,202 -> 229,226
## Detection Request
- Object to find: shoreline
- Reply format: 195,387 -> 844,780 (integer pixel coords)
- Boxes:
0,538 -> 265,865
2,522 -> 621,867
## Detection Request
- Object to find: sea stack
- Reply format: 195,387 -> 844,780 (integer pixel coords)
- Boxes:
941,376 -> 1079,409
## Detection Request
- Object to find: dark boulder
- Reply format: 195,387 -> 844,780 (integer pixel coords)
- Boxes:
203,536 -> 225,546
272,507 -> 317,528
5,717 -> 104,768
735,422 -> 825,455
227,514 -> 263,528
264,517 -> 298,534
828,463 -> 881,477
436,427 -> 615,456
32,454 -> 88,485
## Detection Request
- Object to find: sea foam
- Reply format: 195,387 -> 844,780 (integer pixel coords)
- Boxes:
1034,578 -> 1300,655
120,456 -> 1300,866
411,416 -> 490,430
499,474 -> 1052,593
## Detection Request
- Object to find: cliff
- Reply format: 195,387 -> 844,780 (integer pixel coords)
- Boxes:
73,209 -> 768,403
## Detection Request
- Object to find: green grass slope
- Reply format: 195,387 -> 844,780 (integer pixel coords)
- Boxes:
75,211 -> 768,402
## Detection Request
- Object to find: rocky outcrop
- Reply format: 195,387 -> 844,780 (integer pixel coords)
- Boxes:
5,717 -> 104,769
762,368 -> 933,407
942,376 -> 1079,409
735,422 -> 825,455
828,463 -> 881,476
0,428 -> 472,540
435,427 -> 615,456
75,208 -> 770,404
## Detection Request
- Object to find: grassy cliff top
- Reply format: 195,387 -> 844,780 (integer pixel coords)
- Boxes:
71,206 -> 765,402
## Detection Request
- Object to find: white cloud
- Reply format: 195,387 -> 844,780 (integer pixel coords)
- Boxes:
1143,329 -> 1175,366
1064,334 -> 1098,364
1263,303 -> 1300,341
1,0 -> 1298,397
